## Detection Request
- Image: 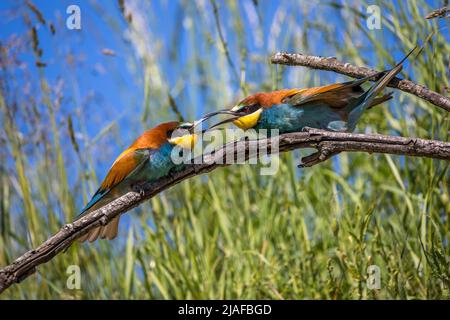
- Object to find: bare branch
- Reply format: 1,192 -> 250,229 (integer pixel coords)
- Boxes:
270,52 -> 450,113
425,7 -> 449,19
1,128 -> 449,294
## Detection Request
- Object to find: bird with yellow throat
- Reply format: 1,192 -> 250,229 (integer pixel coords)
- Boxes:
77,121 -> 198,242
206,46 -> 417,135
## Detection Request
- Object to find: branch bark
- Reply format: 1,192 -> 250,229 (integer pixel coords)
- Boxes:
425,7 -> 449,19
270,52 -> 450,113
1,128 -> 449,294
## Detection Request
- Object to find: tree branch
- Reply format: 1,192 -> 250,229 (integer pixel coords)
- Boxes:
1,128 -> 449,294
270,52 -> 450,113
425,6 -> 449,19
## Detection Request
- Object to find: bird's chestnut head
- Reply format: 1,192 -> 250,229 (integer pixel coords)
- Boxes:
207,89 -> 300,131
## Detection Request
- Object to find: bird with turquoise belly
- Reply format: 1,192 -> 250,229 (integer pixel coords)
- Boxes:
77,121 -> 198,243
205,47 -> 417,135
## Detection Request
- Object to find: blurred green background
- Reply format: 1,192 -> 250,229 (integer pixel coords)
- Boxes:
0,0 -> 449,299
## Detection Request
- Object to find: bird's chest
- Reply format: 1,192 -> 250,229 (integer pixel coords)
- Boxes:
138,143 -> 179,181
256,104 -> 345,133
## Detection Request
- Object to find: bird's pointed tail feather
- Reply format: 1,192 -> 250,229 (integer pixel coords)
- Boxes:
77,188 -> 121,243
78,215 -> 121,243
347,45 -> 419,130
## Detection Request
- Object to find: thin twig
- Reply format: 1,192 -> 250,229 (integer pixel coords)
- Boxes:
0,128 -> 449,294
425,6 -> 449,19
270,52 -> 450,113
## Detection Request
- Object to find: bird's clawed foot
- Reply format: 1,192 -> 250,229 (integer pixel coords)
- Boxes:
301,126 -> 325,137
131,183 -> 146,197
302,126 -> 314,132
166,169 -> 180,181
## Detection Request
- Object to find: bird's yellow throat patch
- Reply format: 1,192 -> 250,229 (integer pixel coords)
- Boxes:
168,133 -> 198,149
232,108 -> 263,130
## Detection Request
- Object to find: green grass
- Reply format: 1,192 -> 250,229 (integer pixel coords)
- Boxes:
0,0 -> 449,299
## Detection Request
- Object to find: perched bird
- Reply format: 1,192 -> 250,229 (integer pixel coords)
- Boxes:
77,121 -> 197,243
207,47 -> 416,134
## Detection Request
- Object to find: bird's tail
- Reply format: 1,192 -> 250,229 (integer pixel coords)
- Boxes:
347,29 -> 435,130
78,188 -> 109,216
346,45 -> 417,131
77,188 -> 121,243
78,215 -> 121,243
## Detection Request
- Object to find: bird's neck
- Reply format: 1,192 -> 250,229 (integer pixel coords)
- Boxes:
159,141 -> 174,154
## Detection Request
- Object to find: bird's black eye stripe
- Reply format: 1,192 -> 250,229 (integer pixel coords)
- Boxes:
241,104 -> 260,113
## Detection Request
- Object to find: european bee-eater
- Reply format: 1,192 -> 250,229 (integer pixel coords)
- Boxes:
207,47 -> 416,134
77,121 -> 197,243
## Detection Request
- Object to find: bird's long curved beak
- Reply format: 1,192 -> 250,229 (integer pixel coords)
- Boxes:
169,109 -> 244,148
190,109 -> 244,131
204,115 -> 246,132
206,106 -> 263,131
